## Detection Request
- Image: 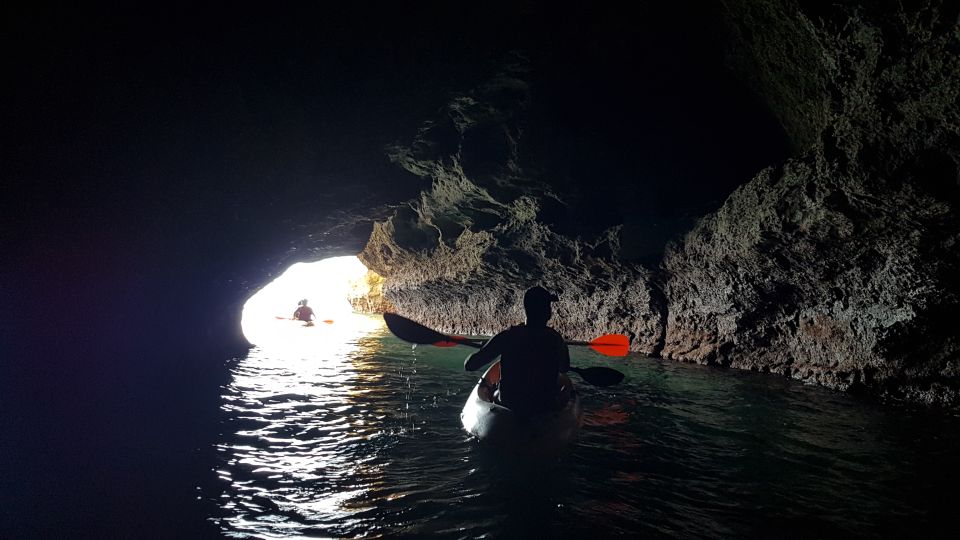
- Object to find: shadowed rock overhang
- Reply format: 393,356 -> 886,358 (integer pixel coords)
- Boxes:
353,1 -> 960,408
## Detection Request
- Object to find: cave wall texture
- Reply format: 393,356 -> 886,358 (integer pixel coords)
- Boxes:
3,1 -> 958,534
663,1 -> 960,406
357,60 -> 667,352
359,1 -> 960,407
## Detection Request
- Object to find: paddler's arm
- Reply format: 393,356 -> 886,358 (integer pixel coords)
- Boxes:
464,331 -> 507,371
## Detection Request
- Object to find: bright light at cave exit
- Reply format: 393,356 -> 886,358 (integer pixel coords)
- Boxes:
241,256 -> 377,347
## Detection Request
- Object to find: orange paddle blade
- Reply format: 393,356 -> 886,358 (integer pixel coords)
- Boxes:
589,334 -> 630,357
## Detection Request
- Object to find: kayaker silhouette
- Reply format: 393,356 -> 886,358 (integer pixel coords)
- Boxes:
465,286 -> 571,415
293,299 -> 315,322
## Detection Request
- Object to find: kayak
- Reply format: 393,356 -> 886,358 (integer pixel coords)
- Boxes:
460,360 -> 582,456
274,316 -> 336,326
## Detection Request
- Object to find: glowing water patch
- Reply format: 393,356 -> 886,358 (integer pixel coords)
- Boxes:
241,256 -> 373,347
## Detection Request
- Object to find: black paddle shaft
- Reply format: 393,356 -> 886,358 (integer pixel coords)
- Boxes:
383,313 -> 625,387
383,312 -> 482,347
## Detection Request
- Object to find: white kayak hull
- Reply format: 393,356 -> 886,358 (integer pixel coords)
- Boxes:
460,361 -> 582,456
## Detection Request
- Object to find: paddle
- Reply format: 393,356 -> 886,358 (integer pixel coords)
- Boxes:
275,316 -> 334,324
383,313 -> 627,387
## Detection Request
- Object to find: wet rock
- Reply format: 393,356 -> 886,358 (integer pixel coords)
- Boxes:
361,1 -> 960,408
359,63 -> 665,352
347,270 -> 395,314
663,2 -> 960,406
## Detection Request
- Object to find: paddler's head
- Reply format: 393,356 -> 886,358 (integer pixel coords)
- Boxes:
523,285 -> 558,326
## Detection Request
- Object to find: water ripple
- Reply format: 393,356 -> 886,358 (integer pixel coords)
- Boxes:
213,316 -> 960,538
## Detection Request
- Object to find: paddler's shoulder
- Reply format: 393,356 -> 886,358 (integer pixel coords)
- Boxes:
546,326 -> 565,340
500,324 -> 530,339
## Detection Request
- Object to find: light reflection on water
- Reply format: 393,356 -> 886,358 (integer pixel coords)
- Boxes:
214,315 -> 960,538
216,314 -> 398,536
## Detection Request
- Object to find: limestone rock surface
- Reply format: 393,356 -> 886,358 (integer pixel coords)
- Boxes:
360,1 -> 960,407
360,66 -> 665,353
663,1 -> 960,406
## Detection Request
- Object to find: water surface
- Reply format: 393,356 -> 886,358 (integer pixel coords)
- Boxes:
212,315 -> 958,538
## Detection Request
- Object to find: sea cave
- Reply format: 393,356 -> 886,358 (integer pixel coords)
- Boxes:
3,1 -> 959,537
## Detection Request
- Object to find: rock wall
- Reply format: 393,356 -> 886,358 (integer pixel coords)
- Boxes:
347,270 -> 395,313
361,1 -> 960,407
662,1 -> 960,406
359,64 -> 665,353
662,155 -> 960,405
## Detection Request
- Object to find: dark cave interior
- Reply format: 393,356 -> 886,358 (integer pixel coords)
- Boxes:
3,1 -> 957,536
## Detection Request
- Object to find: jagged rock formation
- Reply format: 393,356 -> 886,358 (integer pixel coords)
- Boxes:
359,64 -> 665,352
361,1 -> 960,407
347,270 -> 395,313
662,1 -> 960,406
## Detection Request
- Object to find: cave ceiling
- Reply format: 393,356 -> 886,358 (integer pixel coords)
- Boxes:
5,1 -> 787,283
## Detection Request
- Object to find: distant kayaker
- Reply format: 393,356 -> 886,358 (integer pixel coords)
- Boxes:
293,299 -> 315,322
464,286 -> 571,415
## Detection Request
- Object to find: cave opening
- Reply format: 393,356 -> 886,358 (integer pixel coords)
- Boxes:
239,256 -> 385,348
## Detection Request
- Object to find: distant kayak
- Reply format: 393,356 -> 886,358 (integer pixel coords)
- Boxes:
274,316 -> 335,326
460,360 -> 582,456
